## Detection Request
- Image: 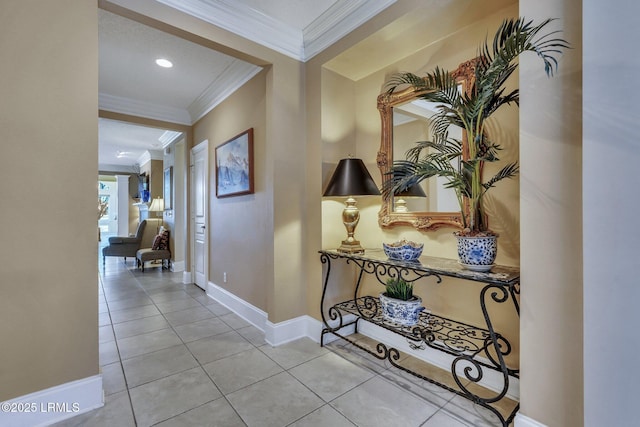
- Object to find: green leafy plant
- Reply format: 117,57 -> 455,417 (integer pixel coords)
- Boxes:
383,18 -> 569,235
385,278 -> 414,301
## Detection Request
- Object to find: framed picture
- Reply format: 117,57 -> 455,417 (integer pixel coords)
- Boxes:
215,128 -> 254,198
163,166 -> 172,210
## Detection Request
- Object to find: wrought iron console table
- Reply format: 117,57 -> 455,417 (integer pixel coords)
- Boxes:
319,249 -> 520,426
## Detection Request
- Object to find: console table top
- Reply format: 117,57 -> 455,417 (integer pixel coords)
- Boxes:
320,248 -> 520,286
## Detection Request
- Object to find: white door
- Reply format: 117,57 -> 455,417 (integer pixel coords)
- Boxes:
191,141 -> 208,290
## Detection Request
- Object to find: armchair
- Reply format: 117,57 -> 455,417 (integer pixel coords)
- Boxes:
102,220 -> 147,266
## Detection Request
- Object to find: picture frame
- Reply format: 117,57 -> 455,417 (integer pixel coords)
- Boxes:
163,166 -> 172,210
215,128 -> 254,198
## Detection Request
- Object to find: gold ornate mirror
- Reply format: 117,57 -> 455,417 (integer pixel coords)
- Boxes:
377,59 -> 476,231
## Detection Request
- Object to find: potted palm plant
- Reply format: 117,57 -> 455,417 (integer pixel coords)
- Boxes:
384,18 -> 569,271
379,278 -> 424,326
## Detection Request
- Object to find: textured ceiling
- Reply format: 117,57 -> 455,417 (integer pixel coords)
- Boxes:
98,0 -> 515,170
99,9 -> 236,116
98,0 -> 393,169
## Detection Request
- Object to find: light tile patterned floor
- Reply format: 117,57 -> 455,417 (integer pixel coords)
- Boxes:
54,256 -> 508,426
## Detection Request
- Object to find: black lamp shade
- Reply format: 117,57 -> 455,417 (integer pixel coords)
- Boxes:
323,158 -> 381,197
395,183 -> 427,198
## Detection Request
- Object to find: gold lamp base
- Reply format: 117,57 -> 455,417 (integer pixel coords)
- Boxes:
337,196 -> 365,254
337,238 -> 364,254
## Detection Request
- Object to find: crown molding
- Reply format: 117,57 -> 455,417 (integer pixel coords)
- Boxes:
188,60 -> 262,123
99,93 -> 192,125
99,163 -> 139,174
157,0 -> 302,59
303,0 -> 396,61
100,60 -> 261,125
156,0 -> 396,61
100,1 -> 397,126
137,150 -> 164,167
159,130 -> 183,148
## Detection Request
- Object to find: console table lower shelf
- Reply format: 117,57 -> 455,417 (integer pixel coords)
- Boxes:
319,250 -> 520,427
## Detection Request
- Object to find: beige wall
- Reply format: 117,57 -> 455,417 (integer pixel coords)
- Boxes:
108,0 -> 309,324
1,0 -> 604,424
193,70 -> 270,312
520,0 -> 584,425
138,159 -> 162,201
161,136 -> 187,264
0,0 -> 98,401
316,5 -> 521,367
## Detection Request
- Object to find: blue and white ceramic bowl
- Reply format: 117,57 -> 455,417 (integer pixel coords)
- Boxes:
383,240 -> 424,261
455,234 -> 498,271
379,293 -> 424,326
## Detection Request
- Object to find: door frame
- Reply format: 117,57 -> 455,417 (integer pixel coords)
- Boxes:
190,140 -> 209,290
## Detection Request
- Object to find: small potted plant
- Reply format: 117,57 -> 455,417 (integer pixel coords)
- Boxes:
379,278 -> 424,326
383,18 -> 569,270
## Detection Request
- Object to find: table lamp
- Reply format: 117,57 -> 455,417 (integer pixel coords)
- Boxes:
323,158 -> 380,254
394,183 -> 427,212
149,197 -> 164,233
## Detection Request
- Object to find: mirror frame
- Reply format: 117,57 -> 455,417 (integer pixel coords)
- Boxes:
377,59 -> 477,231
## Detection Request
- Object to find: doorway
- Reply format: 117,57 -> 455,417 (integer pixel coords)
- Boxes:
191,140 -> 209,290
98,176 -> 118,240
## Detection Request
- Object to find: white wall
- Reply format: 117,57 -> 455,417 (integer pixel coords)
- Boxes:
583,1 -> 640,425
116,175 -> 130,235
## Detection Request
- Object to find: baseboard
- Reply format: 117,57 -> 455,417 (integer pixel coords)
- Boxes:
515,413 -> 547,427
203,287 -> 518,399
182,271 -> 192,284
171,260 -> 185,273
304,314 -> 357,345
359,321 -> 519,400
207,281 -> 267,332
0,375 -> 103,427
265,315 -> 356,347
309,315 -> 519,400
205,283 -> 347,347
264,316 -> 309,346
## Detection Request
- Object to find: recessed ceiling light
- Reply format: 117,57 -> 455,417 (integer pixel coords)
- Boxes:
155,58 -> 173,68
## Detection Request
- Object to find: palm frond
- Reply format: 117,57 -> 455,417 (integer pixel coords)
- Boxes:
482,163 -> 519,190
385,72 -> 428,93
405,139 -> 463,162
381,17 -> 568,232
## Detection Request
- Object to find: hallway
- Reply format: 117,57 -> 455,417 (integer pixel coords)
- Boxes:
55,257 -> 502,426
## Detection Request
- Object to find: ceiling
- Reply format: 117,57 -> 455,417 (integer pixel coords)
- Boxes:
98,0 -> 395,170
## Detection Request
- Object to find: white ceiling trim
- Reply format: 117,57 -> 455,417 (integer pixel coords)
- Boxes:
303,0 -> 396,60
137,150 -> 164,167
99,163 -> 139,174
157,0 -> 303,59
156,0 -> 396,61
188,60 -> 263,123
159,130 -> 183,148
99,62 -> 261,125
99,92 -> 192,125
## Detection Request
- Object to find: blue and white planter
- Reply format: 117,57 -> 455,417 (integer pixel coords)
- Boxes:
379,293 -> 424,326
455,234 -> 498,272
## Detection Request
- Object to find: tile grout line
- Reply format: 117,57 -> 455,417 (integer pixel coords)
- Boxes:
99,259 -> 140,426
100,258 -> 494,427
107,261 -> 255,426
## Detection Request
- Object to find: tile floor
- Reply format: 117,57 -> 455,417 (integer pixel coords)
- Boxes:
55,256 -> 508,426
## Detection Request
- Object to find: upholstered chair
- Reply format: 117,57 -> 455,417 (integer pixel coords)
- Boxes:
102,220 -> 147,266
136,227 -> 171,272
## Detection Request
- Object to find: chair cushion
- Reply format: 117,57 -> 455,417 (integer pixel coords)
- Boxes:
137,248 -> 171,262
151,235 -> 162,250
152,229 -> 170,250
